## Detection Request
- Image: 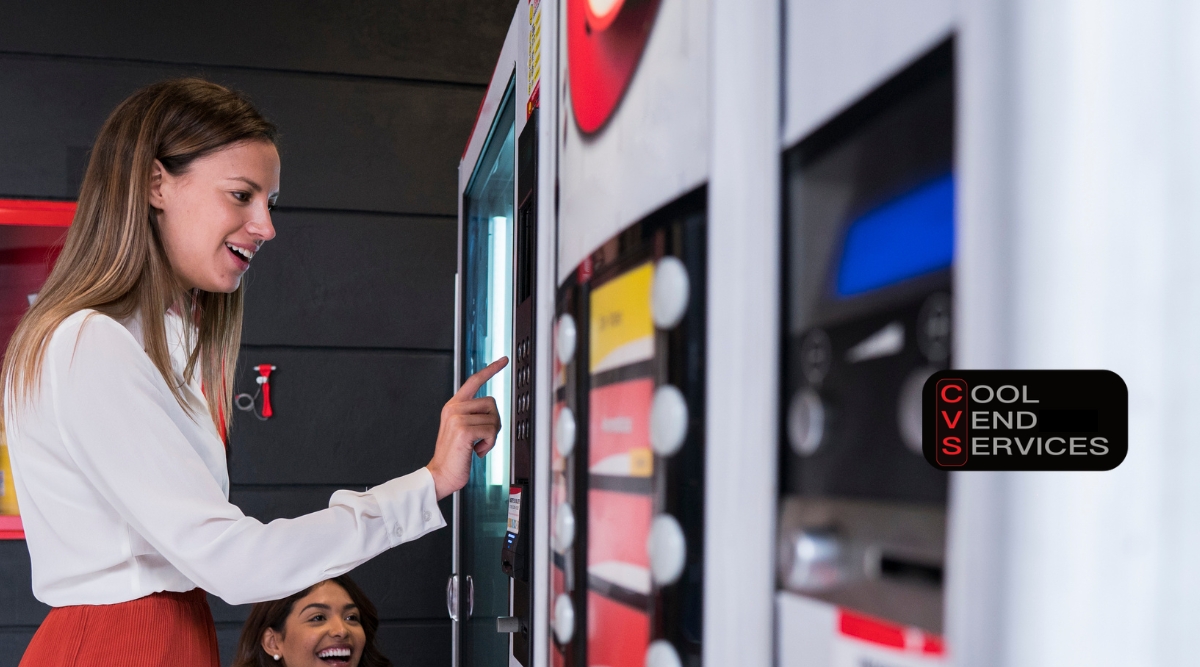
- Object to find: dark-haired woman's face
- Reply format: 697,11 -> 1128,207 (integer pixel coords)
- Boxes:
150,139 -> 279,293
261,581 -> 366,667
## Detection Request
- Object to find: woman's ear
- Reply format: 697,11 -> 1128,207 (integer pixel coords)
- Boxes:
148,159 -> 167,210
261,628 -> 283,661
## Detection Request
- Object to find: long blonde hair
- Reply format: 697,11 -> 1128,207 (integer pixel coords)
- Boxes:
1,78 -> 278,439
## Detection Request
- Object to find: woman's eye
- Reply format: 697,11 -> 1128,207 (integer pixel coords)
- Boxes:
232,191 -> 250,203
267,199 -> 276,211
346,614 -> 361,623
309,614 -> 326,622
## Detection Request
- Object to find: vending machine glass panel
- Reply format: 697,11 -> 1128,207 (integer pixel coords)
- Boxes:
460,82 -> 517,667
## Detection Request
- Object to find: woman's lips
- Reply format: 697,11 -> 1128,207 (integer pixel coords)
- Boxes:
225,243 -> 253,269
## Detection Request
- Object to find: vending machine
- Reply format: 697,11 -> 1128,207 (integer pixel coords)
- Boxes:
453,1 -> 555,666
776,2 -> 956,665
550,1 -> 709,667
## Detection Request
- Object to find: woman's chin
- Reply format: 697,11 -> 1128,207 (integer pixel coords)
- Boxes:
198,275 -> 242,294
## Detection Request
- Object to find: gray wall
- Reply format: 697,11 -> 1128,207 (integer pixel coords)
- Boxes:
0,2 -> 513,664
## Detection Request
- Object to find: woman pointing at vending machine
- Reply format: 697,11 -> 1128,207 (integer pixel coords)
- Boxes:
0,78 -> 505,667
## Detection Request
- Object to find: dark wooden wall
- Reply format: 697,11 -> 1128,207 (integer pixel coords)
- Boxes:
0,2 -> 513,664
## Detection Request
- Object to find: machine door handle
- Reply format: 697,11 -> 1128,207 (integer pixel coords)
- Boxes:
465,575 -> 475,618
446,574 -> 459,621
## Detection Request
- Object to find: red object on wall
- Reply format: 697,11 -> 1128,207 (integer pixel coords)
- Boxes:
256,364 -> 275,418
0,199 -> 76,227
567,0 -> 663,134
0,199 -> 75,540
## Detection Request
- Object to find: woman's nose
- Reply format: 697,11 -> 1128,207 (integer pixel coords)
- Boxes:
248,206 -> 276,242
328,618 -> 349,638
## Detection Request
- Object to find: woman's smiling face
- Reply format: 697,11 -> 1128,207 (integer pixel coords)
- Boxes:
150,139 -> 279,293
261,581 -> 366,667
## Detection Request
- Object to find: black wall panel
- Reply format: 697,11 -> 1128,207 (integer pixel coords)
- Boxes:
0,57 -> 481,215
376,622 -> 454,667
230,348 -> 451,485
0,629 -> 36,667
0,1 -> 513,85
0,543 -> 48,627
241,211 -> 456,350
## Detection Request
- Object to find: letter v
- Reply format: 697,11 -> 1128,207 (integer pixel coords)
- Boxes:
941,410 -> 962,428
1015,436 -> 1035,455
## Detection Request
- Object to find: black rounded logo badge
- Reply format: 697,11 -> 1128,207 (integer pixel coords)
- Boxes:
922,370 -> 1127,471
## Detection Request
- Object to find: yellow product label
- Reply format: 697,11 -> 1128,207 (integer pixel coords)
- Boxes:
528,0 -> 542,93
0,441 -> 19,516
590,262 -> 655,373
628,447 -> 654,477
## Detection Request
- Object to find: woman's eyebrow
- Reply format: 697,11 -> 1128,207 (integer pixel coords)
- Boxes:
300,603 -> 332,613
227,176 -> 263,192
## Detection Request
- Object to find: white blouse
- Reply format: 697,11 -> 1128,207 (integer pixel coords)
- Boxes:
4,309 -> 445,607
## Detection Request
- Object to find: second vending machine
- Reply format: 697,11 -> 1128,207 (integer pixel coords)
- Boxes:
550,0 -> 709,666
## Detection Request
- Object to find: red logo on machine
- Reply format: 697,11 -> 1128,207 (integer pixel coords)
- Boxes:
567,0 -> 663,133
934,379 -> 968,467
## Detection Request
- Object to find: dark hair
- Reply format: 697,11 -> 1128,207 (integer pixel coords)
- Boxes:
231,575 -> 391,667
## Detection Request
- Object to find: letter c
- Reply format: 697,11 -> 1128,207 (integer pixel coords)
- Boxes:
941,384 -> 963,403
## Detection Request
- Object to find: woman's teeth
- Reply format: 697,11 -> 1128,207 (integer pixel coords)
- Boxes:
226,243 -> 255,262
317,647 -> 352,660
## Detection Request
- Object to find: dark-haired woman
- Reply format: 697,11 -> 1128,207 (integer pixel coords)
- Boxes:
232,575 -> 388,667
2,78 -> 505,667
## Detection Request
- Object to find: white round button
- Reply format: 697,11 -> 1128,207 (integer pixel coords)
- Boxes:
556,314 -> 577,365
649,385 -> 688,456
651,256 -> 690,330
422,511 -> 431,522
646,514 -> 686,585
898,367 -> 936,454
787,389 -> 825,457
555,407 -> 577,457
645,640 -> 682,667
554,502 -> 576,552
553,593 -> 575,644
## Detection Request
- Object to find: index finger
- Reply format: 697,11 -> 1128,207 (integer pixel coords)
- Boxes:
454,356 -> 510,401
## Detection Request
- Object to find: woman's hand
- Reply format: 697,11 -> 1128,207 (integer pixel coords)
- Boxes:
426,357 -> 509,500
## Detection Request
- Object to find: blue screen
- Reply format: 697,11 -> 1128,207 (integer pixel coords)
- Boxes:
835,173 -> 955,297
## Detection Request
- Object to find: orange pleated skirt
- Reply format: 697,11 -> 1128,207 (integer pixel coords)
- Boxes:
19,589 -> 219,667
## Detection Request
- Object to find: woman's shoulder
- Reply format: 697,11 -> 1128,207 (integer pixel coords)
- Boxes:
47,309 -> 144,359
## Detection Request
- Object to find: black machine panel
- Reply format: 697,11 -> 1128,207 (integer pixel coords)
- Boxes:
779,40 -> 954,634
551,189 -> 706,667
503,110 -> 539,666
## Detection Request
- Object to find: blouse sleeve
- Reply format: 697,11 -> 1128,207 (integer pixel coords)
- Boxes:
47,315 -> 445,605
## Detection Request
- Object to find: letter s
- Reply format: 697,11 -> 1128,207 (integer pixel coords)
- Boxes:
942,436 -> 962,456
1090,437 -> 1110,455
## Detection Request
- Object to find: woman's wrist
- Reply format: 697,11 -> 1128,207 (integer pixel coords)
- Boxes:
425,465 -> 452,501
